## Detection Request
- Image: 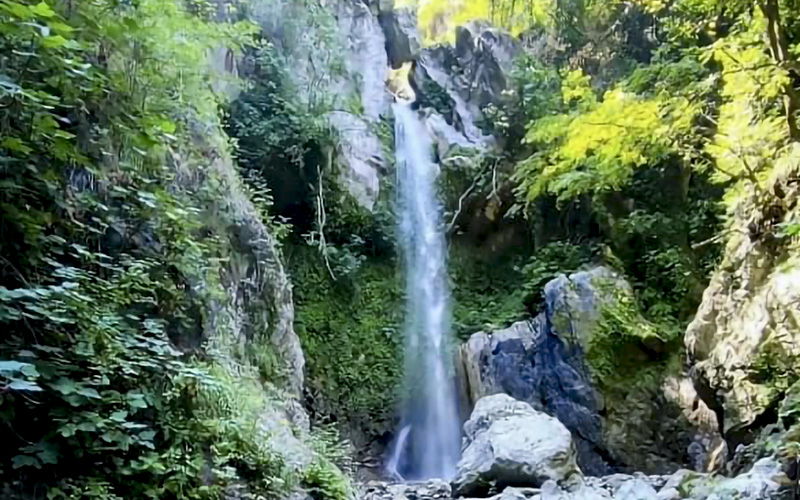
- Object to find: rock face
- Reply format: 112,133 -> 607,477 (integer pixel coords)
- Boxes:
457,268 -> 622,475
204,145 -> 306,395
457,267 -> 724,475
453,394 -> 579,496
249,0 -> 390,210
686,164 -> 800,438
328,111 -> 386,211
379,5 -> 420,68
411,21 -> 520,159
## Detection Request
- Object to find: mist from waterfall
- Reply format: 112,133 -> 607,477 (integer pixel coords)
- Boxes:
386,102 -> 461,481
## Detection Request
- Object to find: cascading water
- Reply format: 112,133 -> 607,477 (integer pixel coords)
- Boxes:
386,102 -> 461,481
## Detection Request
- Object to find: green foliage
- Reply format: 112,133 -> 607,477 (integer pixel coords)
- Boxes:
449,246 -> 529,337
585,285 -> 677,384
288,246 -> 403,439
410,0 -> 552,44
514,62 -> 709,202
302,460 -> 351,500
519,241 -> 599,307
418,79 -> 456,123
227,38 -> 330,177
481,54 -> 563,149
0,0 -> 303,497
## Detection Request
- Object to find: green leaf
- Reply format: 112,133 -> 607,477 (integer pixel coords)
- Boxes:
76,422 -> 97,432
0,360 -> 28,374
20,363 -> 39,377
159,120 -> 176,134
12,455 -> 41,469
0,75 -> 22,95
31,2 -> 56,18
8,378 -> 43,391
110,410 -> 128,422
48,21 -> 74,34
49,377 -> 77,395
76,387 -> 101,399
40,35 -> 67,49
36,447 -> 58,465
138,430 -> 156,441
0,2 -> 33,19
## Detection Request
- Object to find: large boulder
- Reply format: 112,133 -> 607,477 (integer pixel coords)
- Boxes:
686,163 -> 800,438
452,394 -> 580,496
457,266 -> 725,475
456,268 -> 622,475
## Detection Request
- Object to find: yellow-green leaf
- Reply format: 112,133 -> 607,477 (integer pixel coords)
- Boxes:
40,35 -> 66,49
48,21 -> 74,34
31,1 -> 55,18
1,2 -> 33,19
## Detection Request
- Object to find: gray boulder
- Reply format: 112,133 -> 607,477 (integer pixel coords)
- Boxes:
453,394 -> 579,496
457,265 -> 726,475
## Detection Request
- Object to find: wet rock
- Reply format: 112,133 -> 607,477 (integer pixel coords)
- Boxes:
453,394 -> 579,496
661,376 -> 725,472
361,479 -> 451,500
411,22 -> 519,160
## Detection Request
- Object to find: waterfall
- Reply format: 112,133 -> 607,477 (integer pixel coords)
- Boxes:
386,102 -> 461,481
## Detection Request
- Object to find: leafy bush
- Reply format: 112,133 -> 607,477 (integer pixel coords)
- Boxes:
519,241 -> 600,308
0,0 -> 299,497
449,247 -> 529,337
288,247 -> 403,441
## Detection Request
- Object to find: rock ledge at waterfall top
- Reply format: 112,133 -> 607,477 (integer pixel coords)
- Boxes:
452,394 -> 580,496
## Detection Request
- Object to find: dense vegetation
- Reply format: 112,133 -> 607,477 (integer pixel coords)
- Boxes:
0,0 -> 349,498
1,0 -> 799,496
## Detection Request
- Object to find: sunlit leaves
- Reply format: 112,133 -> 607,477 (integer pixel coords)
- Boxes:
409,0 -> 553,44
517,81 -> 678,201
703,22 -> 793,186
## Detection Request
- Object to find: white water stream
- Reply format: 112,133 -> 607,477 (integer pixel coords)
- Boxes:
386,102 -> 461,481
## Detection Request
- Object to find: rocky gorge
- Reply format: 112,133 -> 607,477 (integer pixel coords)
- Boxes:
1,0 -> 799,499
